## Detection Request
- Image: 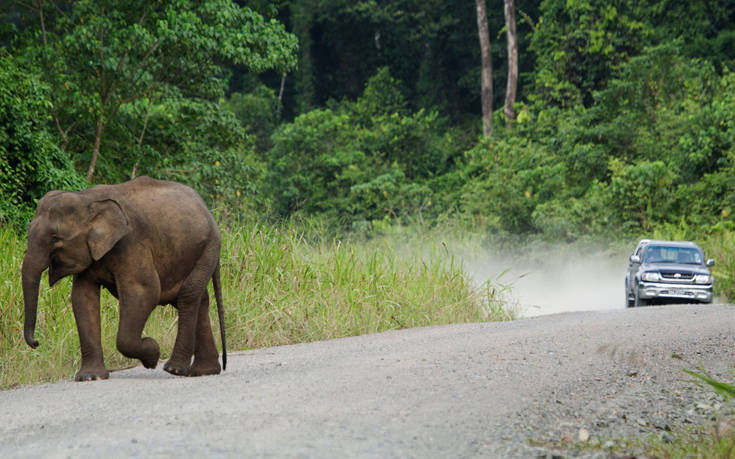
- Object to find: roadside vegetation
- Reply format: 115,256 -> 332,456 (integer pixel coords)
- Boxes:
535,426 -> 735,458
634,430 -> 735,458
0,222 -> 512,389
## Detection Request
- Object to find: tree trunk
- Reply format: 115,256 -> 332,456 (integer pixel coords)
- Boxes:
504,0 -> 518,125
276,72 -> 286,121
131,96 -> 154,179
292,2 -> 316,113
475,0 -> 492,136
87,114 -> 104,182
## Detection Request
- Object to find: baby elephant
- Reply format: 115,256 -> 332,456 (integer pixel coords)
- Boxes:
22,176 -> 226,381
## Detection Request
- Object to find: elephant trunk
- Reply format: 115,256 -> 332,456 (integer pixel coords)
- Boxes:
22,241 -> 48,349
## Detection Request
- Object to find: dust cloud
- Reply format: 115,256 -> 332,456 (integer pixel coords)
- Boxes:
459,244 -> 630,317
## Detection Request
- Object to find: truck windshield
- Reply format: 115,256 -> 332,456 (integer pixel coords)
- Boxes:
644,246 -> 702,264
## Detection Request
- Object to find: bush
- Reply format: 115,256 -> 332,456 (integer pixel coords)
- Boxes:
135,97 -> 265,218
265,68 -> 463,228
226,84 -> 281,153
0,55 -> 85,227
460,137 -> 565,234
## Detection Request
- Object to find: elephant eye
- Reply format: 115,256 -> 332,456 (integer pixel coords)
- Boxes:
51,235 -> 61,244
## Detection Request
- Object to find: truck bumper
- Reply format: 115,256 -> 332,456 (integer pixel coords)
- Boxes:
638,282 -> 713,303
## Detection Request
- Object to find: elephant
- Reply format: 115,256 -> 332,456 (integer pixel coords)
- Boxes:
22,176 -> 227,381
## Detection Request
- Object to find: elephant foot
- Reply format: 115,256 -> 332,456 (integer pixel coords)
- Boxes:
118,337 -> 160,369
140,355 -> 159,369
189,360 -> 221,377
75,366 -> 110,382
139,337 -> 160,369
163,360 -> 191,376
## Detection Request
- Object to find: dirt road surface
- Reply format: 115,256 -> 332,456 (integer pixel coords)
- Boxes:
1,303 -> 734,458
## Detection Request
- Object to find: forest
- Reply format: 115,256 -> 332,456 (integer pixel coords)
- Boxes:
2,0 -> 735,242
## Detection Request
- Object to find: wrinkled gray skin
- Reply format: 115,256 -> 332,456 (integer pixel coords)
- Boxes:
22,176 -> 226,381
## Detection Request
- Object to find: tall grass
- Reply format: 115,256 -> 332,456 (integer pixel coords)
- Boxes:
700,231 -> 735,300
0,223 -> 511,389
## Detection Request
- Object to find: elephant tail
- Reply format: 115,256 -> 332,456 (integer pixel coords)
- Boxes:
213,261 -> 227,371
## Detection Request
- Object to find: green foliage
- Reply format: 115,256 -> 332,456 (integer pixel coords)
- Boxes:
471,43 -> 735,241
4,0 -> 735,258
266,107 -> 360,217
264,41 -> 735,242
141,97 -> 265,216
288,0 -> 509,119
684,367 -> 735,400
5,0 -> 297,183
266,68 -> 463,227
2,0 -> 296,218
642,0 -> 735,69
631,428 -> 735,459
531,188 -> 611,242
461,136 -> 565,234
0,54 -> 84,226
700,231 -> 735,300
530,0 -> 649,107
352,67 -> 408,119
226,84 -> 281,153
604,159 -> 677,231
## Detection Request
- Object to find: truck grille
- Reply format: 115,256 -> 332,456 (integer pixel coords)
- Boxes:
660,271 -> 694,280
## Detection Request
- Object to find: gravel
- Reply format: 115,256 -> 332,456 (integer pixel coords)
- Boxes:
1,303 -> 734,458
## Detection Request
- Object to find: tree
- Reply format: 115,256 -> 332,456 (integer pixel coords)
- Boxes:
528,0 -> 648,107
0,54 -> 85,225
14,0 -> 298,182
265,68 -> 461,224
284,0 -> 494,122
504,0 -> 518,124
475,0 -> 492,136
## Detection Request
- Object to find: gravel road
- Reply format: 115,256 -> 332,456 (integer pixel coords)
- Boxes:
1,303 -> 734,458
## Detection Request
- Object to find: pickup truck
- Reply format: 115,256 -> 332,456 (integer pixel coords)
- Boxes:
625,239 -> 714,307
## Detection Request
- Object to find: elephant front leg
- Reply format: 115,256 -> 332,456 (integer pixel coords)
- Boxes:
116,284 -> 160,370
71,274 -> 109,381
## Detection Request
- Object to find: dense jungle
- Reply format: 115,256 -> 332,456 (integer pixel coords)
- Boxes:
3,0 -> 735,243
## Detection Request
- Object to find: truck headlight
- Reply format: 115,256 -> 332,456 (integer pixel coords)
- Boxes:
694,274 -> 712,284
641,272 -> 660,282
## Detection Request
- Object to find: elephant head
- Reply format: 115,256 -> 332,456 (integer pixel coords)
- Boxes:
22,191 -> 130,348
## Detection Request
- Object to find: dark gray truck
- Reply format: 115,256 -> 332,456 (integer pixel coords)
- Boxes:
625,239 -> 714,307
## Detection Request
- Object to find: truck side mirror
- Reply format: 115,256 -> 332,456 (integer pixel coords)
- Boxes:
630,255 -> 641,264
706,258 -> 715,267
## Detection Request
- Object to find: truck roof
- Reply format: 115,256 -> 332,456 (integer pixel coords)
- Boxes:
637,239 -> 701,249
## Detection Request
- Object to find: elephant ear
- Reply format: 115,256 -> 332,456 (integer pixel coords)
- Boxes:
87,200 -> 130,261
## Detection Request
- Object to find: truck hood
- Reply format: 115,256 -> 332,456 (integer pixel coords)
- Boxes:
640,262 -> 711,275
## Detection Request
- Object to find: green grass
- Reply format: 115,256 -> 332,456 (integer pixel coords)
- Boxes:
0,222 -> 512,389
700,230 -> 735,301
532,427 -> 735,458
634,430 -> 735,458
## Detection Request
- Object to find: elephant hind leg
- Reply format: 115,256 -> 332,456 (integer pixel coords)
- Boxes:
164,241 -> 220,376
163,296 -> 198,376
189,291 -> 221,376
